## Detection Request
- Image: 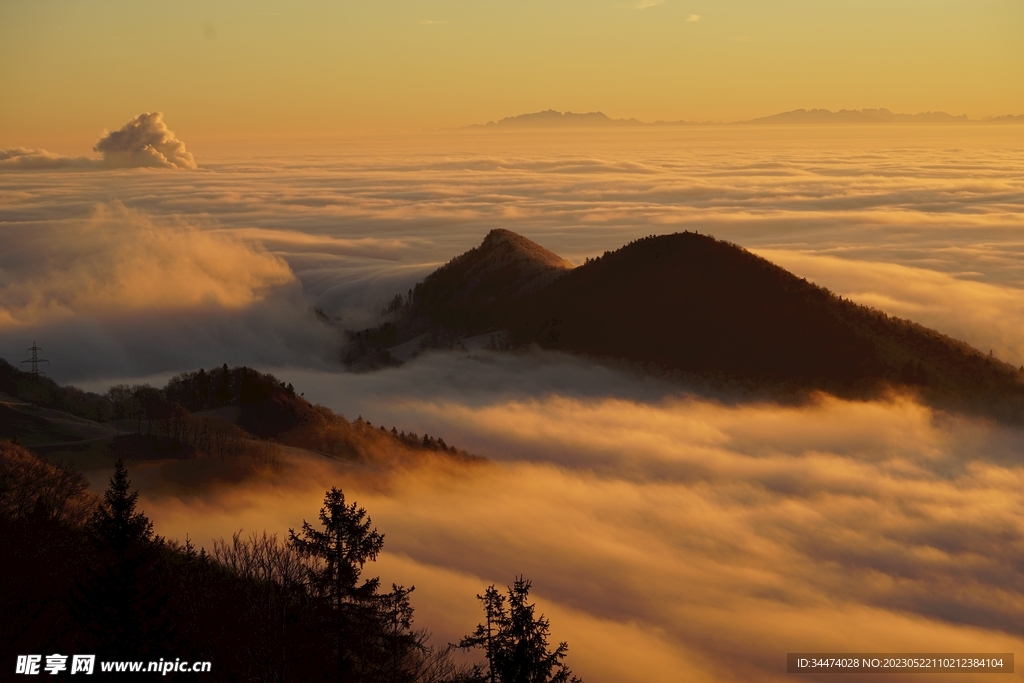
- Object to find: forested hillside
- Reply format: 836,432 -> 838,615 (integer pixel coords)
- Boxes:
1,365 -> 581,682
506,232 -> 1024,414
0,443 -> 581,682
108,365 -> 473,462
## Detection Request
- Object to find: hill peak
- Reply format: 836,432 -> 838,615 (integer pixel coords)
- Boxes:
409,230 -> 572,333
477,229 -> 574,271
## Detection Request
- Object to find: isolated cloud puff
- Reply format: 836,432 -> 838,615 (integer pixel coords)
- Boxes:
0,112 -> 195,170
93,112 -> 196,169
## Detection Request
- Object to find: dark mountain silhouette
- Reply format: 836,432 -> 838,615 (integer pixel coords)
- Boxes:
0,403 -> 67,444
469,110 -> 648,128
986,114 -> 1024,123
0,443 -> 489,682
412,228 -> 573,333
0,360 -> 475,468
352,230 -> 1024,420
345,229 -> 572,365
464,108 -> 1024,128
0,358 -> 111,423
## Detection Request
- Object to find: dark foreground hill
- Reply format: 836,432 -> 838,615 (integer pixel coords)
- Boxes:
352,230 -> 1024,420
0,360 -> 475,468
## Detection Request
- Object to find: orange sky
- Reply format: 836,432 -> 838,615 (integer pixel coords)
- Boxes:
2,0 -> 1022,146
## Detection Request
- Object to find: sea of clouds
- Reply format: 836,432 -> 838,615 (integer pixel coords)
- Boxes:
139,350 -> 1024,683
3,121 -> 1024,681
3,124 -> 1023,378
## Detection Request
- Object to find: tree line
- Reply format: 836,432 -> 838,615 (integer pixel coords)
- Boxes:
2,359 -> 473,465
100,365 -> 470,465
0,358 -> 110,423
0,441 -> 581,682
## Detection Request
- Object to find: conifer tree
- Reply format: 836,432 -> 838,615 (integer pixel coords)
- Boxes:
289,487 -> 386,681
289,487 -> 384,608
460,586 -> 506,683
89,458 -> 154,560
72,458 -> 172,658
460,578 -> 581,683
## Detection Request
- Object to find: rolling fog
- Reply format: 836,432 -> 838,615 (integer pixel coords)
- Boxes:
3,126 -> 1024,680
138,361 -> 1024,682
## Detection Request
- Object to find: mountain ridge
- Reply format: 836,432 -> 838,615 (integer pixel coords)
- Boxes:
347,230 -> 1024,422
465,108 -> 1023,128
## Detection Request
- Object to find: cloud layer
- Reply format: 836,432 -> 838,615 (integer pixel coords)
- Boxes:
0,202 -> 340,380
4,128 -> 1020,681
135,351 -> 1024,683
0,202 -> 291,326
0,147 -> 96,170
3,127 -> 1024,378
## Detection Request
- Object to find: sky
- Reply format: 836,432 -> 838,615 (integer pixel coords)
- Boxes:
2,0 -> 1023,146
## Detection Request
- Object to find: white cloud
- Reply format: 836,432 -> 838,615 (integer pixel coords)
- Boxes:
0,112 -> 195,170
0,202 -> 291,327
93,111 -> 196,169
8,128 -> 1022,681
687,14 -> 700,22
0,148 -> 95,170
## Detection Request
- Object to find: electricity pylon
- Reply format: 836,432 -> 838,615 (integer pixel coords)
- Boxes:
20,341 -> 49,378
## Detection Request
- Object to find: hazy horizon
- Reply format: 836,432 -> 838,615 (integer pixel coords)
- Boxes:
3,0 -> 1023,142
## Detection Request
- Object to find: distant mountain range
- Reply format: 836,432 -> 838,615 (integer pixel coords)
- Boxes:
466,108 -> 1024,128
469,110 -> 651,128
347,229 -> 1024,422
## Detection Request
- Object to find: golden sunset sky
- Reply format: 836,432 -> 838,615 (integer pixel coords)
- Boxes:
2,0 -> 1022,147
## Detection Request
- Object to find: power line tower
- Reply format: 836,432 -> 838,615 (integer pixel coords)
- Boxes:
21,341 -> 49,379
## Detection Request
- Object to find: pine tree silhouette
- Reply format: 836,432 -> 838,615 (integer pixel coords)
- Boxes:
460,585 -> 506,683
71,458 -> 174,660
461,577 -> 581,683
89,458 -> 154,560
289,487 -> 385,682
